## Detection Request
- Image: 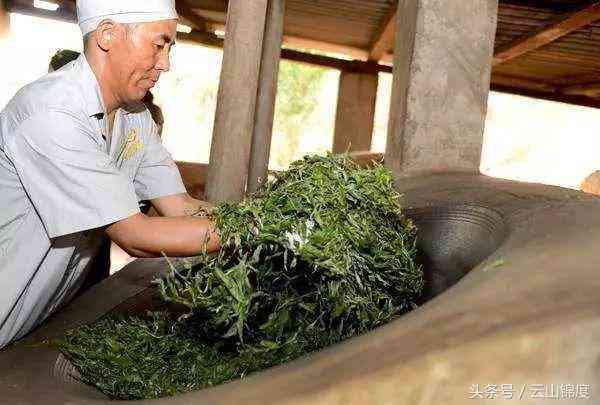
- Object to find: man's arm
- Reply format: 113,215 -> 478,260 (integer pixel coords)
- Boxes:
105,194 -> 218,258
150,192 -> 214,217
106,213 -> 219,258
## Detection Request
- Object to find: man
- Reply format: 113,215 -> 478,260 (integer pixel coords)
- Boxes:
0,0 -> 220,349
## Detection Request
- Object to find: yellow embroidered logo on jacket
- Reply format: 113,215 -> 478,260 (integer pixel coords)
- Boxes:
119,128 -> 144,162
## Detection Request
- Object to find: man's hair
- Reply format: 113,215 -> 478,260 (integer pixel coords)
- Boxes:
82,32 -> 93,47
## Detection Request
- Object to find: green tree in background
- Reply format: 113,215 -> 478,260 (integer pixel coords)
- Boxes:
272,61 -> 329,168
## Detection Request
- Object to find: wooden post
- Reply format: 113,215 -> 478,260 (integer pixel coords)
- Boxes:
332,71 -> 378,154
0,0 -> 9,39
385,0 -> 498,178
206,0 -> 269,202
247,0 -> 286,195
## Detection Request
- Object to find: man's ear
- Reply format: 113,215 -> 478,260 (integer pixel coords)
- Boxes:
95,19 -> 118,51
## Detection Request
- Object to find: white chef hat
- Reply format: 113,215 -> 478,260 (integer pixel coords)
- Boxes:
77,0 -> 178,36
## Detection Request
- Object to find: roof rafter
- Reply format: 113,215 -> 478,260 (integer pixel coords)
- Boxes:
491,82 -> 600,109
560,81 -> 600,98
491,74 -> 557,93
368,6 -> 396,61
493,1 -> 600,67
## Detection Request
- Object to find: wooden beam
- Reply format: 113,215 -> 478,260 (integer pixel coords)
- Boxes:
282,35 -> 370,61
178,30 -> 392,74
206,0 -> 269,202
177,29 -> 224,48
493,1 -> 600,66
348,151 -> 384,168
333,71 -> 379,154
490,74 -> 557,93
1,0 -> 9,39
491,83 -> 600,109
369,7 -> 396,61
176,1 -> 207,31
192,8 -> 226,24
247,0 -> 286,194
379,52 -> 394,66
560,81 -> 600,98
551,72 -> 600,87
281,49 -> 391,74
189,0 -> 229,23
489,74 -> 600,107
7,1 -> 76,23
175,161 -> 209,199
188,0 -> 228,13
500,0 -> 584,13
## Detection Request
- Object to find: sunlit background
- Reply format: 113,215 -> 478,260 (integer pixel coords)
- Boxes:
2,12 -> 600,190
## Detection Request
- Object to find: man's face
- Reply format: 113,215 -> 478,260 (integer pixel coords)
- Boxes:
108,20 -> 177,105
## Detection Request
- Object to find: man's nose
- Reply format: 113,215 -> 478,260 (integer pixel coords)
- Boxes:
156,52 -> 171,72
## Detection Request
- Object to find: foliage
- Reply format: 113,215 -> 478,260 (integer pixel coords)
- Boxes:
157,155 -> 423,350
271,62 -> 330,168
58,313 -> 312,400
276,62 -> 327,120
59,154 -> 423,400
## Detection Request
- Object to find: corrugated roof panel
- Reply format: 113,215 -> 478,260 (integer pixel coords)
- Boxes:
284,0 -> 395,49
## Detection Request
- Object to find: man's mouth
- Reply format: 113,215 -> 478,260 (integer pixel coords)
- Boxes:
145,79 -> 158,89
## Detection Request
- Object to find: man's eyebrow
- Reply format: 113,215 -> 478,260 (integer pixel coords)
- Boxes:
160,34 -> 175,44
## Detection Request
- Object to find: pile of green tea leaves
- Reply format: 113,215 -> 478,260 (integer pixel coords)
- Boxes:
59,312 -> 311,399
58,154 -> 423,400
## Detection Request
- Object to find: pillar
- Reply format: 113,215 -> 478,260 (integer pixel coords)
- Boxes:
206,0 -> 269,202
385,0 -> 498,178
247,0 -> 286,195
332,71 -> 379,154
